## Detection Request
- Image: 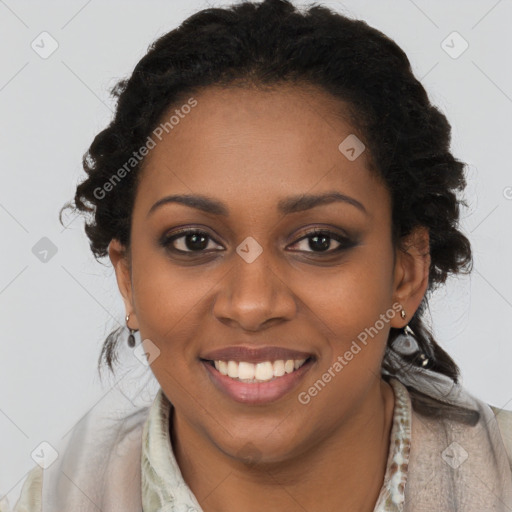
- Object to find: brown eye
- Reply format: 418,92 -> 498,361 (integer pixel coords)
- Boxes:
162,229 -> 223,253
289,229 -> 356,254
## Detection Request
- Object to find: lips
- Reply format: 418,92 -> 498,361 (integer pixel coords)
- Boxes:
200,345 -> 315,364
199,345 -> 316,404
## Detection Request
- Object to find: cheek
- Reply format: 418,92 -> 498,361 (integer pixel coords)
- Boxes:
295,248 -> 394,329
130,248 -> 216,333
295,250 -> 395,381
294,263 -> 396,415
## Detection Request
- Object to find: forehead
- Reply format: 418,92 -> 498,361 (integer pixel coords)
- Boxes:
134,84 -> 387,217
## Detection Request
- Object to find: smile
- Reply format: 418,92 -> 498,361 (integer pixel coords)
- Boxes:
200,356 -> 315,404
205,358 -> 309,383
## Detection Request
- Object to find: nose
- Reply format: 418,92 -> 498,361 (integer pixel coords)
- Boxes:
212,251 -> 297,331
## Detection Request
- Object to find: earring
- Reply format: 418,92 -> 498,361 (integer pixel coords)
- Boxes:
125,313 -> 138,348
393,309 -> 429,367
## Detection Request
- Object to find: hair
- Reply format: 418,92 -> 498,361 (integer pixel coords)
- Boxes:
59,0 -> 472,383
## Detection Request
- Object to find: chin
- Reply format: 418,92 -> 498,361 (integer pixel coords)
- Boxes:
218,429 -> 306,468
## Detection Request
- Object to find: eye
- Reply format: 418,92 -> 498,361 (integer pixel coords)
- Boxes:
160,227 -> 357,256
288,229 -> 355,254
161,228 -> 223,253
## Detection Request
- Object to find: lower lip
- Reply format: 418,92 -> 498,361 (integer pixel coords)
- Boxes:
201,358 -> 314,404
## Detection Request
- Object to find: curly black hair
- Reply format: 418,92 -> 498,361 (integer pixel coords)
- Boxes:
59,0 -> 472,382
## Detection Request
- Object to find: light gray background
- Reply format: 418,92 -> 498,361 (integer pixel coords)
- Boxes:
1,0 -> 511,504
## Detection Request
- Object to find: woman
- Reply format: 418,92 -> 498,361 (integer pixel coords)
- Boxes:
8,0 -> 512,510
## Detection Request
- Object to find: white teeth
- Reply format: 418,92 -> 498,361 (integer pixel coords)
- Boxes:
255,361 -> 274,380
218,360 -> 228,375
238,362 -> 255,380
227,360 -> 238,378
211,358 -> 308,382
273,360 -> 285,377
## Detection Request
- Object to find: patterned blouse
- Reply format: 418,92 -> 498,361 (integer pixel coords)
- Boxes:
141,377 -> 412,512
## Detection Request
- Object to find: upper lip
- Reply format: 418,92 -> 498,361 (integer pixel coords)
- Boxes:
200,345 -> 315,364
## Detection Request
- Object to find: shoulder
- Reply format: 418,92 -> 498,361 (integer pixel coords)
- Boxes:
490,405 -> 512,470
4,465 -> 43,512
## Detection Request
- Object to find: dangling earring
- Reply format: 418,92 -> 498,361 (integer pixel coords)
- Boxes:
393,308 -> 429,367
125,313 -> 138,348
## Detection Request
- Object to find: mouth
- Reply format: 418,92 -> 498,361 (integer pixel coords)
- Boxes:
199,355 -> 316,404
200,356 -> 313,383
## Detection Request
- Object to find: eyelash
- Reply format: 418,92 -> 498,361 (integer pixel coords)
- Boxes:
160,227 -> 356,256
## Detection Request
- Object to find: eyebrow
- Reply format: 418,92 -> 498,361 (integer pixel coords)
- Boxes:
147,191 -> 367,218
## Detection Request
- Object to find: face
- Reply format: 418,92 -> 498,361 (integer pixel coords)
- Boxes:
109,83 -> 429,464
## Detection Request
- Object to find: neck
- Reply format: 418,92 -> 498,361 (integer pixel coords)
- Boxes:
171,377 -> 395,512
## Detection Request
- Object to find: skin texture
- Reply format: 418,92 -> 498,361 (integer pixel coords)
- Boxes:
109,84 -> 430,512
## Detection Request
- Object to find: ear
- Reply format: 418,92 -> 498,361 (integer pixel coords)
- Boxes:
390,226 -> 430,328
108,238 -> 138,330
